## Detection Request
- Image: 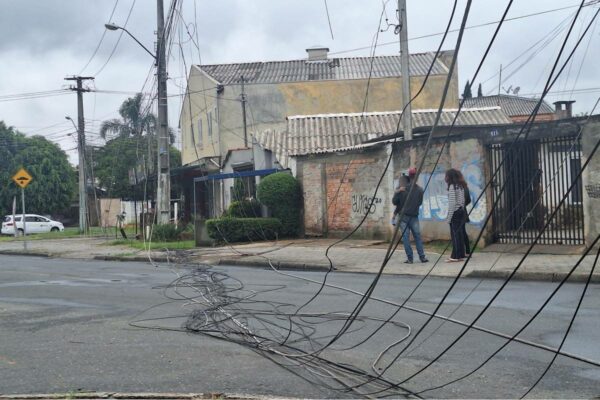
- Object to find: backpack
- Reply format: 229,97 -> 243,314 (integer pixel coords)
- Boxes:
464,186 -> 471,207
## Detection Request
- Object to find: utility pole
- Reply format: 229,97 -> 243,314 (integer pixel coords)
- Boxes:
156,0 -> 171,224
398,0 -> 412,140
497,64 -> 502,105
240,75 -> 248,147
65,76 -> 94,234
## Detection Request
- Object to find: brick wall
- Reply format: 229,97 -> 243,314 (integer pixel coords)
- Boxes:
298,147 -> 393,240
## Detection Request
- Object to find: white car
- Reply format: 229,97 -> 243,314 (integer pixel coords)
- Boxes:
1,214 -> 65,236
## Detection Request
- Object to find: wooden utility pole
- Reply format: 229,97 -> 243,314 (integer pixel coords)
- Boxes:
156,0 -> 171,224
398,0 -> 412,141
65,76 -> 94,234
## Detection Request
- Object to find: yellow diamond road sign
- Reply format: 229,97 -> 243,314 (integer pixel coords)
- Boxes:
12,168 -> 32,188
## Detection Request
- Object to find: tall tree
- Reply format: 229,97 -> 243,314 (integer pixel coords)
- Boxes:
0,121 -> 76,218
100,93 -> 156,139
462,80 -> 472,99
477,83 -> 483,97
93,133 -> 181,200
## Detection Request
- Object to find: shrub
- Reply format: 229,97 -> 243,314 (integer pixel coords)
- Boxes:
226,199 -> 262,218
206,217 -> 282,243
257,172 -> 302,237
151,223 -> 188,242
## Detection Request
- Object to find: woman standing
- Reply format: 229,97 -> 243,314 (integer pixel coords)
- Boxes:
445,168 -> 468,262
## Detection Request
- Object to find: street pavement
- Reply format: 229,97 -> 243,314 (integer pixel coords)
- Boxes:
0,236 -> 598,283
0,256 -> 599,398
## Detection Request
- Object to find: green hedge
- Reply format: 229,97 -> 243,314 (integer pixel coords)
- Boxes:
151,223 -> 188,242
257,172 -> 302,237
206,217 -> 282,243
225,199 -> 262,218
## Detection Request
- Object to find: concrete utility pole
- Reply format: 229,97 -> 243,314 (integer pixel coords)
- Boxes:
156,0 -> 171,224
398,0 -> 412,140
240,75 -> 248,147
65,76 -> 94,234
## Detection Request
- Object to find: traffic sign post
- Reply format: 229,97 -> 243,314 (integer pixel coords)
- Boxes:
12,168 -> 32,251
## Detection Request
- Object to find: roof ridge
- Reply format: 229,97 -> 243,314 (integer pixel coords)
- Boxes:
287,107 -> 503,119
195,51 -> 439,68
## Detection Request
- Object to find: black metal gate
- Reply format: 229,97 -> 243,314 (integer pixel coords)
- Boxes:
489,135 -> 584,245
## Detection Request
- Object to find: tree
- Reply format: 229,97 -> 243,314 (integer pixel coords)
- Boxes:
462,80 -> 472,99
477,83 -> 483,97
257,172 -> 302,237
100,93 -> 156,139
0,121 -> 76,218
94,94 -> 181,200
100,92 -> 175,143
92,134 -> 181,200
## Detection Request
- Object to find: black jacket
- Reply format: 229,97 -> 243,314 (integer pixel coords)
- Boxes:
392,184 -> 424,217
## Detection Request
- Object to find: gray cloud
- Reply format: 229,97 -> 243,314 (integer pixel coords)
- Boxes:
1,0 -> 598,165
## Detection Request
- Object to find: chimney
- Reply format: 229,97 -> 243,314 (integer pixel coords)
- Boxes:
553,100 -> 575,119
306,46 -> 329,61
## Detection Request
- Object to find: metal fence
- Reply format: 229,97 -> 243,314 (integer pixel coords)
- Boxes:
488,135 -> 584,245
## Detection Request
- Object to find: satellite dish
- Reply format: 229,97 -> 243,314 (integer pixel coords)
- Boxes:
513,86 -> 521,95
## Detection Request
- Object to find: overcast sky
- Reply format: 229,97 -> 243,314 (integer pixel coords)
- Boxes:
1,0 -> 598,165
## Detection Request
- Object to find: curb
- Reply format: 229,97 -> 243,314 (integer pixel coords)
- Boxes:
0,250 -> 51,258
467,269 -> 600,283
0,392 -> 291,400
93,255 -> 171,263
217,257 -> 331,272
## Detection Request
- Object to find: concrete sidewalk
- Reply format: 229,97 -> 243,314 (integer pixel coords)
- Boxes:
0,237 -> 598,283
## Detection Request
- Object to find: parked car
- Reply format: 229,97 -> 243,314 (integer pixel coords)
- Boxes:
1,214 -> 65,236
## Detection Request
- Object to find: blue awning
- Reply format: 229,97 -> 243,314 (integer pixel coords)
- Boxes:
193,168 -> 280,183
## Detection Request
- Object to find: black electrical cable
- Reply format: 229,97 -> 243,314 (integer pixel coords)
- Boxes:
519,246 -> 600,399
388,0 -> 596,372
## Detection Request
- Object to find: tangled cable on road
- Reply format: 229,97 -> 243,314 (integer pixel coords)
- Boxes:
138,263 -> 415,398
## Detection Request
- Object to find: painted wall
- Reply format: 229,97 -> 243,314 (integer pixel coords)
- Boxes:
180,67 -> 219,165
180,66 -> 459,166
392,138 -> 489,242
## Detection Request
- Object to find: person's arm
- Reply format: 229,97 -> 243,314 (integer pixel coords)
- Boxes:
446,185 -> 456,223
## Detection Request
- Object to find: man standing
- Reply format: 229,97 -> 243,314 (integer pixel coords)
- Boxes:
392,167 -> 428,264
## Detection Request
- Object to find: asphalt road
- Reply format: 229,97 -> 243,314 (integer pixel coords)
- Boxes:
0,255 -> 599,398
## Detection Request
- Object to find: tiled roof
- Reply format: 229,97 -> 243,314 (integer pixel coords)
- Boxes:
462,95 -> 554,117
198,52 -> 449,85
255,107 -> 511,167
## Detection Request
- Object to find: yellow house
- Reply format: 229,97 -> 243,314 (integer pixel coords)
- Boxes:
178,47 -> 460,218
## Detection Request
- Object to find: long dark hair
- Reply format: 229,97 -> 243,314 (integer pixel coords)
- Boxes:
445,168 -> 468,190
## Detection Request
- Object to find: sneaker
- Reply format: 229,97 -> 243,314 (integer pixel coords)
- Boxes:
404,259 -> 413,264
420,257 -> 429,263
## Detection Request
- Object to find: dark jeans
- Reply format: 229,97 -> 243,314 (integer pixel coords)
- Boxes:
397,215 -> 426,261
462,224 -> 471,255
449,208 -> 466,260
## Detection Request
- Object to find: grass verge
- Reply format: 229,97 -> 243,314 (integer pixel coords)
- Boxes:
106,239 -> 196,250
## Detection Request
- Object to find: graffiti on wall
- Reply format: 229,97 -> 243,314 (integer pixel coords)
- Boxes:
417,161 -> 487,225
351,193 -> 383,217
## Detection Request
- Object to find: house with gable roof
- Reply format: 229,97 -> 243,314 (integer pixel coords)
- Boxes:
177,47 -> 460,218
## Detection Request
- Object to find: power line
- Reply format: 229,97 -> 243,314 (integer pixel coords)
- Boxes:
329,0 -> 600,56
95,0 -> 137,76
78,0 -> 120,74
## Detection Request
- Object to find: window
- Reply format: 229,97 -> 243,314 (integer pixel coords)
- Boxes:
231,167 -> 257,201
196,119 -> 203,147
208,111 -> 213,137
25,216 -> 37,222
